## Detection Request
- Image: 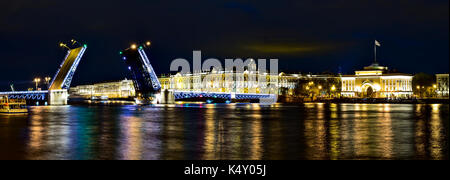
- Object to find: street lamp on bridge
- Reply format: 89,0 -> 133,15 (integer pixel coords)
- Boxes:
70,39 -> 81,46
34,78 -> 41,91
45,76 -> 51,89
59,43 -> 71,50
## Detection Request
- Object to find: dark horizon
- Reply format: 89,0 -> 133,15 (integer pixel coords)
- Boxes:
1,0 -> 448,91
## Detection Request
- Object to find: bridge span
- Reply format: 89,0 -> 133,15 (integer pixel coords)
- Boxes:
121,43 -> 278,104
0,91 -> 48,101
1,43 -> 87,105
156,90 -> 277,104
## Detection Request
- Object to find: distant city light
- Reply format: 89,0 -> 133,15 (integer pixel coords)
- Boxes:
131,44 -> 137,49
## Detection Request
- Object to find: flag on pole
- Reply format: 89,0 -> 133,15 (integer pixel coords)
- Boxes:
375,40 -> 381,47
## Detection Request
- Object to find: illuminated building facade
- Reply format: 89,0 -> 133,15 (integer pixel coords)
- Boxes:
341,63 -> 413,98
69,79 -> 135,99
436,74 -> 449,97
159,70 -> 299,95
69,71 -> 300,100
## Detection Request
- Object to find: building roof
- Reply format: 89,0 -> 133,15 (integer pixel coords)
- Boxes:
362,62 -> 388,71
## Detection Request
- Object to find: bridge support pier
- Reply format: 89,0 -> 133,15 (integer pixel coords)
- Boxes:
48,89 -> 68,105
158,89 -> 175,104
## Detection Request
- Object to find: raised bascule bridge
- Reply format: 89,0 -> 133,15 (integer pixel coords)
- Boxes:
0,42 -> 87,105
1,41 -> 276,106
120,43 -> 277,104
120,43 -> 162,104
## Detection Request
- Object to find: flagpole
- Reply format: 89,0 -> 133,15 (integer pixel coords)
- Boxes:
374,41 -> 377,63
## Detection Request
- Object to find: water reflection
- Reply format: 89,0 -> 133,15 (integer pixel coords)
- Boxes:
430,104 -> 444,159
0,103 -> 447,160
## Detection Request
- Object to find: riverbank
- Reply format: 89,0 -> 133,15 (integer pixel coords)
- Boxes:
279,96 -> 449,104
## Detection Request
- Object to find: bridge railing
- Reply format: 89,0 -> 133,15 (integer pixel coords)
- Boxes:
173,90 -> 276,100
0,90 -> 49,95
0,90 -> 49,100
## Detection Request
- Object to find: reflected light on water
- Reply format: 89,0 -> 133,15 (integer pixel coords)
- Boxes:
329,117 -> 340,160
383,104 -> 391,112
119,115 -> 143,160
203,106 -> 217,160
29,114 -> 44,154
378,109 -> 393,159
250,118 -> 263,160
0,103 -> 447,160
430,104 -> 443,160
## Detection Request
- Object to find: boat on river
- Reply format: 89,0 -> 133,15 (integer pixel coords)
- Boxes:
0,95 -> 28,114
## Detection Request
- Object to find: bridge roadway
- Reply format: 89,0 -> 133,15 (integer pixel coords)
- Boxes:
172,91 -> 277,101
0,90 -> 277,105
49,46 -> 86,90
0,44 -> 87,105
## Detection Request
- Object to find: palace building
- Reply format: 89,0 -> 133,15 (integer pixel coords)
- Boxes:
436,74 -> 449,97
341,62 -> 413,98
159,70 -> 299,96
69,72 -> 300,99
69,79 -> 135,99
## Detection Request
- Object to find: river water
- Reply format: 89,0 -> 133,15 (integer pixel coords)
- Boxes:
0,103 -> 448,160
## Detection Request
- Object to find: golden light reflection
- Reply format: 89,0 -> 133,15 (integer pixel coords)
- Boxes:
251,103 -> 261,111
361,104 -> 368,111
228,118 -> 243,159
29,115 -> 44,151
250,114 -> 263,160
317,103 -> 324,109
430,104 -> 443,160
226,103 -> 236,109
205,104 -> 215,109
304,103 -> 327,160
383,104 -> 391,112
339,108 -> 352,158
304,103 -> 315,109
120,116 -> 143,160
354,103 -> 361,111
415,118 -> 426,158
163,114 -> 185,159
353,110 -> 369,158
330,103 -> 338,112
431,104 -> 440,113
203,107 -> 217,160
329,118 -> 340,160
378,109 -> 393,159
416,104 -> 422,114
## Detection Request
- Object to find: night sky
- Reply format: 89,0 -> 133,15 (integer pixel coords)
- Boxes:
0,0 -> 448,91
